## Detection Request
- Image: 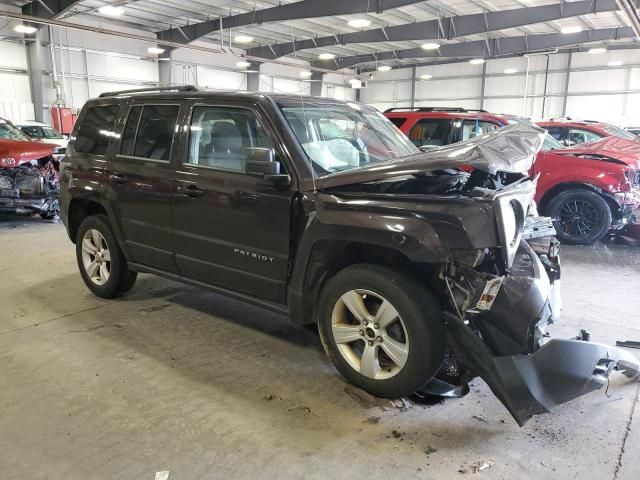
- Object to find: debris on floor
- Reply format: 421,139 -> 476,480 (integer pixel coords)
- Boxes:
364,416 -> 381,424
472,414 -> 488,423
343,384 -> 410,410
616,340 -> 640,350
471,461 -> 495,473
424,446 -> 437,455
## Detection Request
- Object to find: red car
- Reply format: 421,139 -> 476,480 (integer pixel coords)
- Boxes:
0,117 -> 60,219
537,118 -> 638,146
384,107 -> 640,244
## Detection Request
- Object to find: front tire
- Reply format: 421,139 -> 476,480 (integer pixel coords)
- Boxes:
546,189 -> 612,244
317,264 -> 445,398
75,214 -> 137,298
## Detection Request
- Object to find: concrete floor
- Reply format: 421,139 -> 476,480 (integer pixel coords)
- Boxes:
1,214 -> 639,480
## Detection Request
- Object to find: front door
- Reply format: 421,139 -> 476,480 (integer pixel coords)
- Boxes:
106,103 -> 181,272
171,102 -> 295,303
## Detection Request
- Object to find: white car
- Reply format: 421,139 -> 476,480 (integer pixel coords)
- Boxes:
15,120 -> 68,160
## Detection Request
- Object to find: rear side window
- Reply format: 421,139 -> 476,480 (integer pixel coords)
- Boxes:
568,128 -> 602,145
132,105 -> 180,161
408,119 -> 453,147
388,117 -> 407,128
74,105 -> 120,155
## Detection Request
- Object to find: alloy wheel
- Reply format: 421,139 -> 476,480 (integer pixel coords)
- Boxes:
556,199 -> 598,237
330,289 -> 409,380
81,228 -> 111,286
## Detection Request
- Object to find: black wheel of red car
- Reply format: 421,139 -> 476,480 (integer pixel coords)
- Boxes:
75,214 -> 137,298
546,189 -> 612,245
317,264 -> 445,399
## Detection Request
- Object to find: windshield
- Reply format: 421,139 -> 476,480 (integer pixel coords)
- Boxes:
20,125 -> 63,139
541,134 -> 564,151
278,101 -> 418,175
603,124 -> 636,140
0,120 -> 30,141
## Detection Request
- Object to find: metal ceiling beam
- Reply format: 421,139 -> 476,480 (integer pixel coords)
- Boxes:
157,0 -> 424,44
359,42 -> 640,73
21,0 -> 82,19
320,26 -> 635,70
248,0 -> 621,59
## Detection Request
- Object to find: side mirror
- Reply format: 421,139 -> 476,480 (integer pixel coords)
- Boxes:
246,147 -> 290,185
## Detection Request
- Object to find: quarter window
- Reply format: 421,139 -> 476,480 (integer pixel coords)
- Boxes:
187,106 -> 275,173
545,127 -> 564,141
388,117 -> 407,128
74,105 -> 120,155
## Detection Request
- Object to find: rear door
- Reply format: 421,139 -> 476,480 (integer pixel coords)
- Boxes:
106,103 -> 181,272
171,101 -> 296,303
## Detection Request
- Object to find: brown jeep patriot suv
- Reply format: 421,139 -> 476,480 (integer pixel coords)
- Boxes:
60,86 -> 639,425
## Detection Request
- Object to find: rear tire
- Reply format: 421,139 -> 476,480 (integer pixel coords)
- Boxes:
546,189 -> 612,245
317,264 -> 445,398
75,214 -> 137,298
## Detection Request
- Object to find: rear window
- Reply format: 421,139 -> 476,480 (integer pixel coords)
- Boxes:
388,117 -> 407,128
74,105 -> 120,155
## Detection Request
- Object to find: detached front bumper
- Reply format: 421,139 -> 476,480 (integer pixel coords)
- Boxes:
445,238 -> 639,425
448,309 -> 640,424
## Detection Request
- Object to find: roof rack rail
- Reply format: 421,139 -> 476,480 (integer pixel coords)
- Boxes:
384,107 -> 488,113
98,85 -> 199,98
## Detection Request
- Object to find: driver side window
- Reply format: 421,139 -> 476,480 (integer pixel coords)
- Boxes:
187,106 -> 275,173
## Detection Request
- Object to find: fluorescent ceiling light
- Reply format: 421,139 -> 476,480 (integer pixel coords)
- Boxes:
237,61 -> 251,68
469,58 -> 486,65
421,42 -> 440,50
561,26 -> 582,34
234,35 -> 254,44
14,24 -> 37,34
377,65 -> 392,71
608,60 -> 623,66
147,47 -> 165,54
98,5 -> 124,16
419,73 -> 433,80
318,53 -> 336,60
589,47 -> 607,54
504,68 -> 517,74
299,70 -> 312,77
348,19 -> 371,28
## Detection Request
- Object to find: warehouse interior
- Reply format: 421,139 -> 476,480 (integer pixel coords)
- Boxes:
1,1 -> 640,479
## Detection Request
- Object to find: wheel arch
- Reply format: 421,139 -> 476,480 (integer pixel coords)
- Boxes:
67,198 -> 110,243
288,237 -> 439,325
538,182 -> 617,216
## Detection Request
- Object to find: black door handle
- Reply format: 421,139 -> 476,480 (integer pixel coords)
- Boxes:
110,173 -> 126,184
177,184 -> 204,198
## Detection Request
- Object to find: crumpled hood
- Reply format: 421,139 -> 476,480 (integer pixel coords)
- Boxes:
315,123 -> 546,189
555,136 -> 640,169
0,139 -> 55,167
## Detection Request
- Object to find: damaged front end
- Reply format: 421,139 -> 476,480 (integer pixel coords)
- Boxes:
410,126 -> 640,425
0,158 -> 60,218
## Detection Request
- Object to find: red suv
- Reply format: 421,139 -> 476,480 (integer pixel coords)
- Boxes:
537,118 -> 638,146
385,107 -> 640,244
